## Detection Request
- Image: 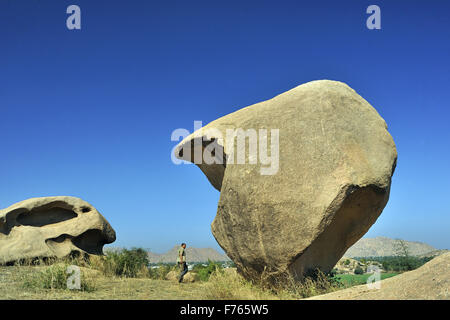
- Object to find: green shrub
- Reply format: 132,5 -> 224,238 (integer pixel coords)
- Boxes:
192,260 -> 223,281
354,266 -> 364,275
101,248 -> 150,278
329,268 -> 338,277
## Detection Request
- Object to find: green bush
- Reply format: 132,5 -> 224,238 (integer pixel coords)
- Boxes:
102,248 -> 150,278
329,268 -> 338,277
354,266 -> 364,275
192,260 -> 223,281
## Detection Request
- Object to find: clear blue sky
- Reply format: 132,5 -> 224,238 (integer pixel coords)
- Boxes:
1,0 -> 449,253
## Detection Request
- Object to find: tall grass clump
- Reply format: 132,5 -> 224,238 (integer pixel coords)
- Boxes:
202,268 -> 280,300
22,263 -> 96,292
203,267 -> 342,300
91,248 -> 150,278
272,269 -> 342,298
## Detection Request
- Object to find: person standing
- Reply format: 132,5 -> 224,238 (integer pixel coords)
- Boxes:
177,242 -> 188,283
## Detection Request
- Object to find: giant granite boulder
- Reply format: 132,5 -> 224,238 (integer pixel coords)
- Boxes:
0,196 -> 116,264
174,80 -> 397,281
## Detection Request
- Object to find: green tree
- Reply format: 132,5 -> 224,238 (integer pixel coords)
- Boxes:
105,247 -> 149,277
393,239 -> 410,258
354,266 -> 364,275
192,260 -> 222,281
393,239 -> 414,271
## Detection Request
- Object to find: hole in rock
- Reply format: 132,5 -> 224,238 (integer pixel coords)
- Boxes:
17,207 -> 78,227
72,229 -> 106,255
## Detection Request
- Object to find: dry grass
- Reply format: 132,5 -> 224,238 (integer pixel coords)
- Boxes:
0,258 -> 341,300
22,263 -> 97,292
0,265 -> 207,300
201,269 -> 281,300
200,267 -> 341,300
271,269 -> 342,298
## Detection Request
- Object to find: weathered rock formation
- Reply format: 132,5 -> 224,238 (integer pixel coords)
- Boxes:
174,80 -> 397,281
0,196 -> 116,264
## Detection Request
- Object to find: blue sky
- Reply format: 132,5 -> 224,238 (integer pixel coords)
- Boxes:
0,0 -> 449,253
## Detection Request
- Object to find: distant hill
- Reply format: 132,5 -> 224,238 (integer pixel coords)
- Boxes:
343,237 -> 438,258
147,246 -> 230,263
416,249 -> 450,258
